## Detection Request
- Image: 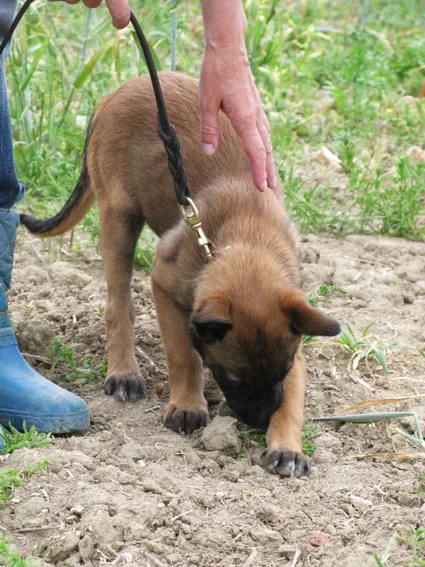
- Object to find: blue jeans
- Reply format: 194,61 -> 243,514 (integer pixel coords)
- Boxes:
0,0 -> 24,209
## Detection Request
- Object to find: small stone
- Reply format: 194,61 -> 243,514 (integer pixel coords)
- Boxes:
301,246 -> 320,264
108,504 -> 118,516
279,544 -> 298,559
201,416 -> 241,452
141,478 -> 164,494
311,147 -> 343,171
119,441 -> 145,461
256,503 -> 280,524
78,534 -> 95,562
40,532 -> 80,562
249,464 -> 267,477
118,471 -> 138,485
223,468 -> 239,482
250,527 -> 283,549
398,493 -> 414,507
183,449 -> 202,466
311,531 -> 331,547
349,494 -> 373,511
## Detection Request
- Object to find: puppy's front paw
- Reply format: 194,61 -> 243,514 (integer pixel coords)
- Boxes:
263,449 -> 311,478
104,375 -> 146,401
164,402 -> 208,435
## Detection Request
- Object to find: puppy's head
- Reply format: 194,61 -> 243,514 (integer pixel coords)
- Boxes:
190,283 -> 340,430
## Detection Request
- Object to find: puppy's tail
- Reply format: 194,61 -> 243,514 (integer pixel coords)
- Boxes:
20,115 -> 96,238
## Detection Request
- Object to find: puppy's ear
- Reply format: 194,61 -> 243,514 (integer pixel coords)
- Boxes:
280,289 -> 340,337
191,296 -> 232,344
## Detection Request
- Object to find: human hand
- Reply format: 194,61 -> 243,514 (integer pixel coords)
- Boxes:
199,44 -> 276,192
199,0 -> 276,192
49,0 -> 130,29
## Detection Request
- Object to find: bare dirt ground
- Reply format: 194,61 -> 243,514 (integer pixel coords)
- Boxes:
1,223 -> 425,567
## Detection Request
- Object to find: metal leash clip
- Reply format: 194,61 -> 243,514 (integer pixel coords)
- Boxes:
179,198 -> 215,262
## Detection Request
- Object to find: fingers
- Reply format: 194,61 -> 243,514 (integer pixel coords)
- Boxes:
83,0 -> 103,8
256,111 -> 276,189
104,0 -> 130,29
51,0 -> 130,28
251,75 -> 276,189
231,110 -> 268,192
199,95 -> 221,156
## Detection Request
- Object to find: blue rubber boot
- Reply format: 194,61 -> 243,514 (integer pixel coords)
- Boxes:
0,209 -> 90,433
0,426 -> 5,453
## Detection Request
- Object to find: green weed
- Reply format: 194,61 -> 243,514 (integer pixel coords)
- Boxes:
0,460 -> 48,508
302,334 -> 318,346
22,459 -> 50,479
0,469 -> 20,504
417,474 -> 425,505
0,538 -> 36,567
301,425 -> 322,457
225,425 -> 321,459
335,323 -> 424,375
303,286 -> 345,345
134,229 -> 158,274
0,423 -> 52,454
401,528 -> 425,566
373,528 -> 425,567
48,337 -> 107,383
308,285 -> 347,307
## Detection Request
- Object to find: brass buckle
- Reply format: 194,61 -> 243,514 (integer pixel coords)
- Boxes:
179,197 -> 215,262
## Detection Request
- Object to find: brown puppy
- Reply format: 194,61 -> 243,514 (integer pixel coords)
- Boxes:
21,72 -> 340,478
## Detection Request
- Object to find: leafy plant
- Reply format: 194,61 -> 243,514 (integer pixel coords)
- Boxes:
0,423 -> 52,454
0,538 -> 36,567
335,323 -> 424,375
0,461 -> 49,508
48,337 -> 107,383
225,425 -> 321,459
308,285 -> 347,307
302,425 -> 322,456
0,469 -> 21,505
400,528 -> 425,567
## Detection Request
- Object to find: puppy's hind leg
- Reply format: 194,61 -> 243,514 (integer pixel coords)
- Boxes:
100,204 -> 145,401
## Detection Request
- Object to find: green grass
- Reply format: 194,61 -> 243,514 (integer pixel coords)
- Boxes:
0,539 -> 36,567
48,337 -> 108,383
0,461 -> 49,566
303,285 -> 346,345
335,322 -> 425,375
0,423 -> 52,454
301,425 -> 322,456
0,460 -> 49,507
5,0 -> 424,260
0,469 -> 21,504
225,424 -> 321,459
374,528 -> 425,567
308,285 -> 347,307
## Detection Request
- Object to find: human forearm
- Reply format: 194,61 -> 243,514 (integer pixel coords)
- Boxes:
200,0 -> 247,48
199,0 -> 276,191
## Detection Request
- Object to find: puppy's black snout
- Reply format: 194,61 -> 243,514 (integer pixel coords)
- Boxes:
224,381 -> 283,430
